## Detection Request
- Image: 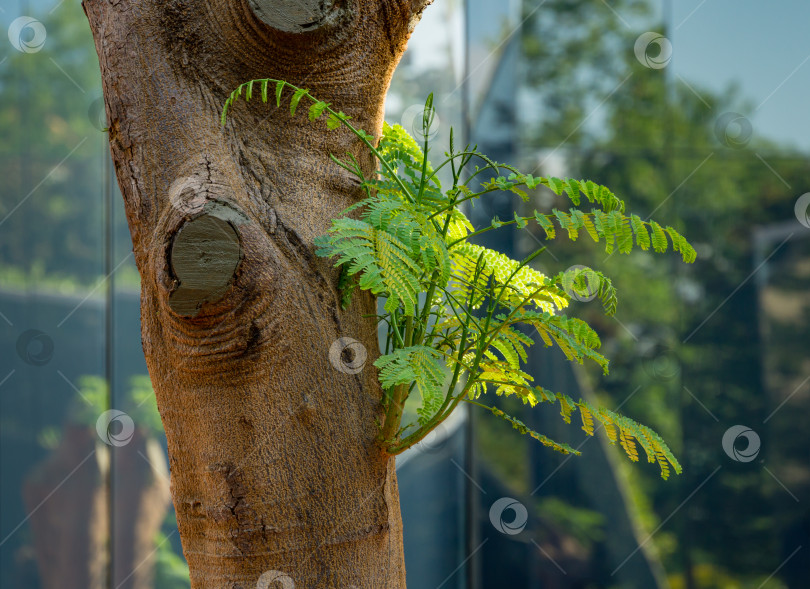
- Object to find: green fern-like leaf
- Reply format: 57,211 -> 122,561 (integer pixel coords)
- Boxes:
650,220 -> 668,253
630,214 -> 650,250
487,406 -> 580,455
289,87 -> 308,115
222,82 -> 690,479
375,346 -> 446,424
450,242 -> 567,314
314,218 -> 422,316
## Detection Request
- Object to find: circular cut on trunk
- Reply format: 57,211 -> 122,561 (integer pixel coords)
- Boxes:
246,0 -> 342,32
169,209 -> 242,317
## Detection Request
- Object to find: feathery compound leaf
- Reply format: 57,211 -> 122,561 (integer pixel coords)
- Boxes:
554,209 -> 579,240
650,220 -> 668,253
617,213 -> 634,254
546,177 -> 565,195
275,80 -> 285,106
556,267 -> 617,316
534,212 -> 556,239
450,243 -> 567,313
419,232 -> 452,289
579,403 -> 595,436
598,275 -> 619,316
564,179 -> 582,206
309,101 -> 330,121
217,85 -> 692,478
530,206 -> 696,261
487,406 -> 580,455
493,310 -> 609,372
521,391 -> 680,479
619,429 -> 639,462
581,400 -> 681,479
665,226 -> 697,263
290,87 -> 309,115
261,79 -> 269,103
581,213 -> 599,242
630,214 -> 650,250
375,346 -> 445,424
314,218 -> 422,316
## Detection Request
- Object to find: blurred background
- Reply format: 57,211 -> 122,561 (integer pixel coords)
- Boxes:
1,0 -> 808,587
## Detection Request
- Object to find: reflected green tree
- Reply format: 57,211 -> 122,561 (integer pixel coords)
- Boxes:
510,0 -> 808,586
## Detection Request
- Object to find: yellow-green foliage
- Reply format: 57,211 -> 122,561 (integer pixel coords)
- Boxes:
224,81 -> 693,479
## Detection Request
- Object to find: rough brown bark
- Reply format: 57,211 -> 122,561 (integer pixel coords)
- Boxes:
82,0 -> 431,587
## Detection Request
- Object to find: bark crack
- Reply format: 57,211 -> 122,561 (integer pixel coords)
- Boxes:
274,217 -> 342,329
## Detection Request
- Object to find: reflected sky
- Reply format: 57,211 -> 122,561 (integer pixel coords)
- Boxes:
672,0 -> 809,151
1,0 -> 805,150
412,0 -> 809,152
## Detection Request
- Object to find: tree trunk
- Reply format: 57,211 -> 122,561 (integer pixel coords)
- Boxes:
82,1 -> 432,586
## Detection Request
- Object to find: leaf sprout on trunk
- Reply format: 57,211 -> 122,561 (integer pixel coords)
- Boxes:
223,79 -> 696,480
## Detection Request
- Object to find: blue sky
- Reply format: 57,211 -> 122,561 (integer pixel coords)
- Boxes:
412,0 -> 809,153
671,0 -> 809,151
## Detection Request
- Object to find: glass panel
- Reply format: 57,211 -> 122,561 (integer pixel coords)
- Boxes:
4,1 -> 806,588
1,3 -> 109,588
466,0 -> 810,586
109,168 -> 188,587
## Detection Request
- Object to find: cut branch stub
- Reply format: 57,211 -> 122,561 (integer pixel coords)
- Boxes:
246,0 -> 343,32
168,203 -> 244,317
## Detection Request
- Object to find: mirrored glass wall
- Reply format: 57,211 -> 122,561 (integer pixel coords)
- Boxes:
1,1 -> 808,588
